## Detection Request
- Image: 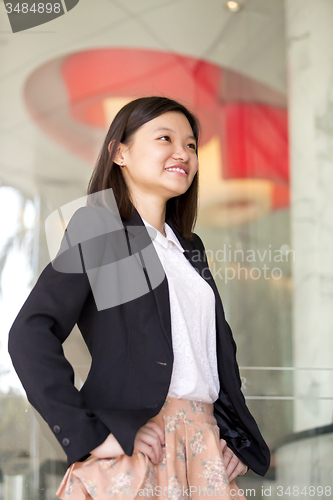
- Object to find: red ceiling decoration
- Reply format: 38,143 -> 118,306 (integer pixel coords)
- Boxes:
24,47 -> 290,216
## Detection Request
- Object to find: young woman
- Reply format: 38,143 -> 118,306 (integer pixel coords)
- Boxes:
8,96 -> 270,500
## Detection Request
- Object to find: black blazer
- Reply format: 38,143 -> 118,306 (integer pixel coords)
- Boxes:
8,204 -> 270,476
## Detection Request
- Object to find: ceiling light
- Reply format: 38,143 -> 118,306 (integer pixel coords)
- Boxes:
226,1 -> 242,12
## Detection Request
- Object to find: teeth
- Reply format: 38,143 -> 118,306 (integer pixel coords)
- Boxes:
166,167 -> 186,174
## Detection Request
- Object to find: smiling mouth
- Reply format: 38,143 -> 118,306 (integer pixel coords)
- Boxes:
165,167 -> 188,176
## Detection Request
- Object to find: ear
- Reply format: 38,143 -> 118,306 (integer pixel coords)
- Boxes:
107,139 -> 116,157
109,141 -> 127,166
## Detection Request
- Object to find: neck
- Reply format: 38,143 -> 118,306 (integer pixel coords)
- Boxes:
130,193 -> 167,237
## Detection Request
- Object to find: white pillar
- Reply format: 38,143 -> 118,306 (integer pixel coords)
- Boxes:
285,0 -> 333,432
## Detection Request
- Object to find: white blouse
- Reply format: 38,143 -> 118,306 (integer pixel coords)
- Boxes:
141,217 -> 220,404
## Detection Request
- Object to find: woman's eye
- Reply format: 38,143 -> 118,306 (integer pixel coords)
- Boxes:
188,143 -> 196,151
160,136 -> 171,141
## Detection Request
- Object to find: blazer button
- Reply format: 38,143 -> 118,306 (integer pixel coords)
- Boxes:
62,438 -> 70,447
53,425 -> 61,434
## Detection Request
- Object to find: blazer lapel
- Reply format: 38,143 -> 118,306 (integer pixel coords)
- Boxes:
122,207 -> 173,351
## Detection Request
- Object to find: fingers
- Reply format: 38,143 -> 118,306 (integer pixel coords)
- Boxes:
220,440 -> 248,483
220,439 -> 233,468
141,422 -> 165,456
135,440 -> 163,465
145,420 -> 165,446
225,451 -> 239,481
219,438 -> 228,453
227,458 -> 245,483
134,422 -> 165,465
228,462 -> 248,482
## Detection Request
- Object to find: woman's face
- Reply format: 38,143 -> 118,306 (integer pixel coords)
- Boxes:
118,111 -> 199,203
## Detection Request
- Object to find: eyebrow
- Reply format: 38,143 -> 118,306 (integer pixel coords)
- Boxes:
154,127 -> 196,142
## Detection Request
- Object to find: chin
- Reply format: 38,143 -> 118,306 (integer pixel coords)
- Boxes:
161,181 -> 191,199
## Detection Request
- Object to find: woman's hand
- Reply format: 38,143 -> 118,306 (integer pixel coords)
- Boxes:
220,439 -> 248,482
133,419 -> 165,465
90,433 -> 125,459
90,420 -> 165,464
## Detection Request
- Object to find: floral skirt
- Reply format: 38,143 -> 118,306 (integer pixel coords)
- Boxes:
56,396 -> 247,500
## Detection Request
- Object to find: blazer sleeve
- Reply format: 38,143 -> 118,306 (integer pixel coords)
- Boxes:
8,206 -> 111,465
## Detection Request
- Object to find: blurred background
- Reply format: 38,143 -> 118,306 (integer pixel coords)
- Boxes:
0,0 -> 332,498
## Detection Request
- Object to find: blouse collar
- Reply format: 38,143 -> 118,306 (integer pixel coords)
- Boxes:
141,217 -> 185,253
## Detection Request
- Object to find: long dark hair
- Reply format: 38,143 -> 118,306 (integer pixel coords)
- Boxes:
87,96 -> 200,240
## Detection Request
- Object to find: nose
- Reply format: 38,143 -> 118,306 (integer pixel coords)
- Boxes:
171,144 -> 190,163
